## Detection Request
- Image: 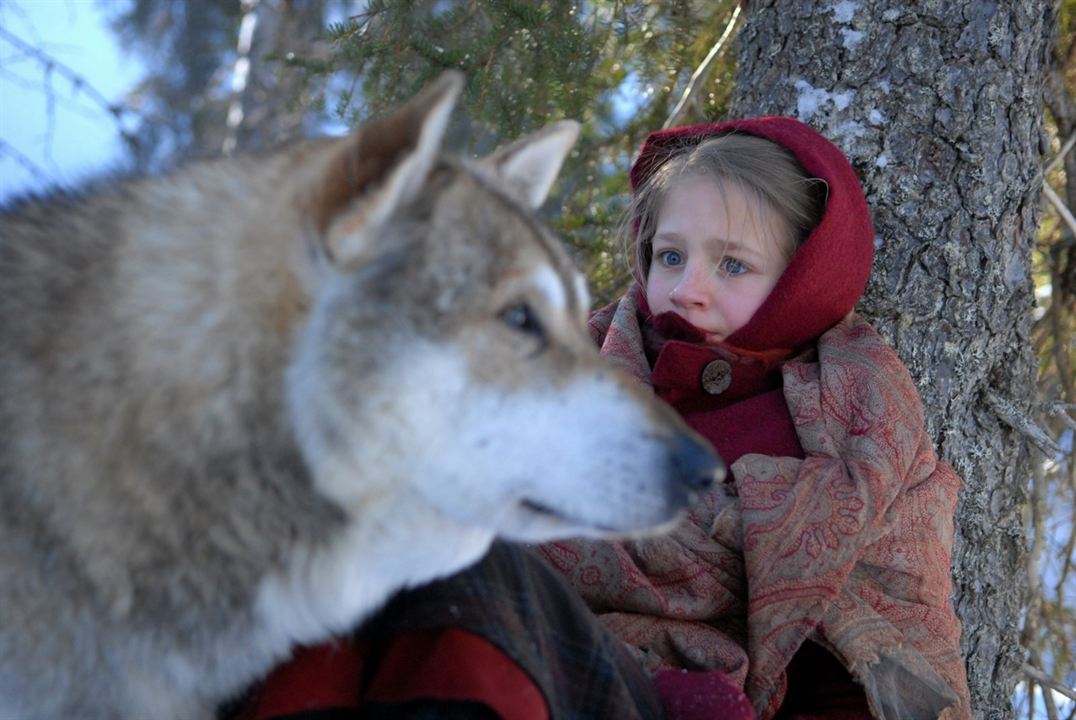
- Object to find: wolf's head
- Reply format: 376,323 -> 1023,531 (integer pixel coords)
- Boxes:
286,72 -> 722,544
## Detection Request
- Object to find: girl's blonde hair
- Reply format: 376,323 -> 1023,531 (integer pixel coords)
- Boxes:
630,133 -> 828,278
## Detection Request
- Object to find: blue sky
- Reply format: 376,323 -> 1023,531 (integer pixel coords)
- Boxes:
0,0 -> 144,203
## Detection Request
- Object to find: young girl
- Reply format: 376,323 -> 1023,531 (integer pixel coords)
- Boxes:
230,118 -> 972,720
540,117 -> 973,719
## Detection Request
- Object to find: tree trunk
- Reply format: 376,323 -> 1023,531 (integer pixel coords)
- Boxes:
730,2 -> 1055,718
228,0 -> 327,153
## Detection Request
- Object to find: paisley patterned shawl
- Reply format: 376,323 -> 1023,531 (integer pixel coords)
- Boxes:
540,292 -> 972,720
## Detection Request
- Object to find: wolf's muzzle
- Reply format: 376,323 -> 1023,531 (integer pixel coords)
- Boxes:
668,432 -> 724,503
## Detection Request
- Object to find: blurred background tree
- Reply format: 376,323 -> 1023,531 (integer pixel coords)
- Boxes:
3,0 -> 1073,715
106,0 -> 746,301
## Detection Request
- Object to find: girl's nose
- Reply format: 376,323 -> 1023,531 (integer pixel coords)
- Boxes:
668,263 -> 712,308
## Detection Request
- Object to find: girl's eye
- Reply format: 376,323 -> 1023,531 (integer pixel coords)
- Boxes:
720,257 -> 748,276
657,249 -> 684,267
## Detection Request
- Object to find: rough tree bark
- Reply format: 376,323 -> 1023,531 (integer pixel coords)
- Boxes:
730,2 -> 1055,718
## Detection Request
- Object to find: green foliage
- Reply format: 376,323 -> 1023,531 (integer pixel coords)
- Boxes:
103,0 -> 742,303
294,0 -> 743,304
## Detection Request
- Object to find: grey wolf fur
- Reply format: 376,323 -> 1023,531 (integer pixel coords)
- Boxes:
0,72 -> 720,719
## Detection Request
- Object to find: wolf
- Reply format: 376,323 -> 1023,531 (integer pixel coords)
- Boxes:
0,72 -> 721,719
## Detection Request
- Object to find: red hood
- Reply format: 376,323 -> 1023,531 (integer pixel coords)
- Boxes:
630,116 -> 874,353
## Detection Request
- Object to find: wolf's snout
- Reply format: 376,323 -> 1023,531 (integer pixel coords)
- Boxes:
669,433 -> 724,496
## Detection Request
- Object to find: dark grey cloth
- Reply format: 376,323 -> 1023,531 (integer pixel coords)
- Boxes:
359,541 -> 664,720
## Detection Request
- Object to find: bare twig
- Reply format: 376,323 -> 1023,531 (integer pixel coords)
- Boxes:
0,25 -> 132,122
1044,129 -> 1076,177
0,21 -> 143,174
1057,524 -> 1076,615
663,4 -> 741,129
985,390 -> 1063,458
1024,663 -> 1076,702
1045,401 -> 1076,431
0,138 -> 49,183
1044,183 -> 1076,240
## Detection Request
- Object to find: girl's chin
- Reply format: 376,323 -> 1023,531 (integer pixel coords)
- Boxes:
702,332 -> 727,346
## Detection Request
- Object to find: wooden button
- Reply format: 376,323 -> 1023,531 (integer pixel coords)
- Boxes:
701,359 -> 732,394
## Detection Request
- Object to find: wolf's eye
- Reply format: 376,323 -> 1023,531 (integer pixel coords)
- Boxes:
500,302 -> 544,339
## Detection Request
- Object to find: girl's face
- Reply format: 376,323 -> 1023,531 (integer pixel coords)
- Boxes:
646,176 -> 792,345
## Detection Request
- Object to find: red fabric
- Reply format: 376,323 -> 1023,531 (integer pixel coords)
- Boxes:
238,640 -> 364,719
563,118 -> 956,717
628,116 -> 875,354
655,668 -> 756,720
365,627 -> 549,720
642,296 -> 805,466
682,388 -> 803,467
238,627 -> 547,720
544,306 -> 972,719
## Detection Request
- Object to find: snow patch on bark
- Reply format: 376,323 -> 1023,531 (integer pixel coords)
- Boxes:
841,28 -> 864,50
829,1 -> 859,23
793,80 -> 854,121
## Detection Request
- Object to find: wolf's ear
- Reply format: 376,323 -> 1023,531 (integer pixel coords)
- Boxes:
483,120 -> 580,209
316,72 -> 464,266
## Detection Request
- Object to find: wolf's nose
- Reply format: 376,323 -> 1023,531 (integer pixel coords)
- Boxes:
670,432 -> 724,492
